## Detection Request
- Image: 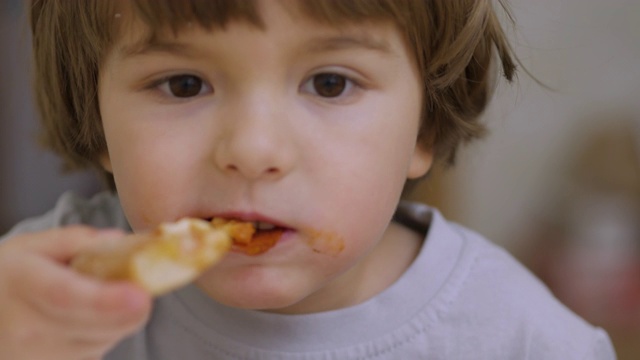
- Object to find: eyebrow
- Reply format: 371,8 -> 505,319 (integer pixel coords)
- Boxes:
118,39 -> 200,59
303,34 -> 392,55
117,33 -> 393,60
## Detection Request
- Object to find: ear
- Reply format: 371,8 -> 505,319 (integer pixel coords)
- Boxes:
407,145 -> 433,179
99,152 -> 113,173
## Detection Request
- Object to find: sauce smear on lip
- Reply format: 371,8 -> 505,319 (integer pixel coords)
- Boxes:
304,228 -> 345,256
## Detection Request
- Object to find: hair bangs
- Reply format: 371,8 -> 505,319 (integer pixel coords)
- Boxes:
125,0 -> 416,39
295,0 -> 411,25
128,0 -> 263,35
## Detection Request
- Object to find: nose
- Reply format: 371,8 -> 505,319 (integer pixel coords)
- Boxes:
214,93 -> 296,181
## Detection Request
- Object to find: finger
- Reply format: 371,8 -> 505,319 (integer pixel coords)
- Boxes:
9,226 -> 126,263
63,283 -> 151,354
16,253 -> 151,328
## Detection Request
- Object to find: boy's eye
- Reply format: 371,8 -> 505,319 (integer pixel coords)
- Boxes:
312,73 -> 347,98
157,74 -> 211,98
302,72 -> 359,99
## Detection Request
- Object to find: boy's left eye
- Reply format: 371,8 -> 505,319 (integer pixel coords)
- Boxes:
312,73 -> 347,97
156,74 -> 212,98
301,73 -> 357,99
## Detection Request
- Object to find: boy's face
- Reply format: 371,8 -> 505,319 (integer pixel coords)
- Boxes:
99,1 -> 432,313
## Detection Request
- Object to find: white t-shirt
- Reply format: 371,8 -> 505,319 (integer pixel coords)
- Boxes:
2,192 -> 617,359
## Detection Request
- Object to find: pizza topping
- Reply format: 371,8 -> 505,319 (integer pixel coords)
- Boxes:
210,218 -> 284,255
233,229 -> 284,255
209,217 -> 345,256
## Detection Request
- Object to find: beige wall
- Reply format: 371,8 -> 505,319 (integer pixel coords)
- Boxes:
442,0 -> 640,249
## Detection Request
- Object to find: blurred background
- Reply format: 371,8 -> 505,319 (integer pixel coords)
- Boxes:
1,0 -> 639,358
414,0 -> 640,358
0,0 -> 101,232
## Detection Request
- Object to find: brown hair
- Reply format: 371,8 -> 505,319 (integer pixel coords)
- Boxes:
29,0 -> 516,189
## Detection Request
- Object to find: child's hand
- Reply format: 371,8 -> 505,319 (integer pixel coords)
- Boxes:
0,226 -> 151,360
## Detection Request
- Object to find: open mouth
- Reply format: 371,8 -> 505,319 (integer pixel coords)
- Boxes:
234,228 -> 285,255
205,218 -> 288,256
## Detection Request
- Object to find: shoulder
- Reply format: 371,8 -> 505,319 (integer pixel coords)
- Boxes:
428,216 -> 616,359
1,191 -> 128,240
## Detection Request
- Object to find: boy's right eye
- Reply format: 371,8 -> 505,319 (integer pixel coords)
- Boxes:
156,74 -> 212,98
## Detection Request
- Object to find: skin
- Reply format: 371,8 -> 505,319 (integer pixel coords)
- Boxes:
0,227 -> 151,359
99,1 -> 433,314
0,2 -> 432,359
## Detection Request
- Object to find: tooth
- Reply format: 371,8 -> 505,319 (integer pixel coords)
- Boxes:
256,222 -> 276,230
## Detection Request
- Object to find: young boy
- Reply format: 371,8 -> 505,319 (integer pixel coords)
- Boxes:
0,0 -> 616,359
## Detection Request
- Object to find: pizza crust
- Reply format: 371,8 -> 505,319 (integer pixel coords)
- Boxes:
71,218 -> 232,296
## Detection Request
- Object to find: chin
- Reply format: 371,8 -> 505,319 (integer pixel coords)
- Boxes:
228,295 -> 301,312
213,283 -> 309,313
196,268 -> 314,312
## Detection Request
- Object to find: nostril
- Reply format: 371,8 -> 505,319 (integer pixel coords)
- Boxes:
224,163 -> 280,177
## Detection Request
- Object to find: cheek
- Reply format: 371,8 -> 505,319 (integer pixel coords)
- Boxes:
102,122 -> 203,231
315,138 -> 413,253
112,159 -> 171,231
321,114 -> 421,250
